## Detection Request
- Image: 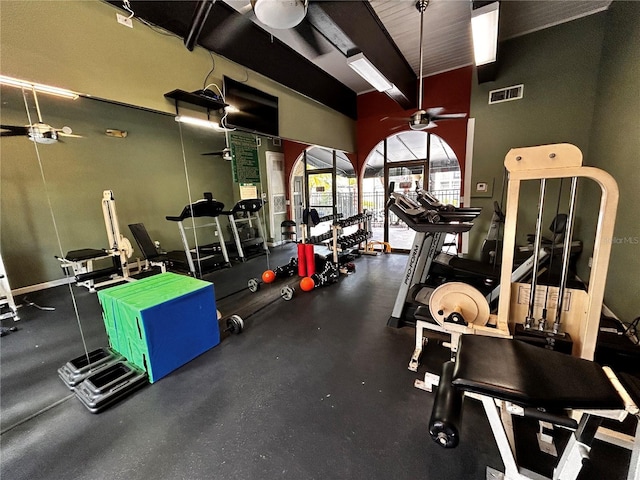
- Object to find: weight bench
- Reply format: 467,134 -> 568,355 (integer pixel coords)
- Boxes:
56,249 -> 122,292
429,335 -> 640,479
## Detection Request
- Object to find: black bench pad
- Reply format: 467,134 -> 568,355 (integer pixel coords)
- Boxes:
452,335 -> 624,410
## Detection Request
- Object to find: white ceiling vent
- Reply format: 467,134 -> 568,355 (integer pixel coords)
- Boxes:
489,84 -> 524,104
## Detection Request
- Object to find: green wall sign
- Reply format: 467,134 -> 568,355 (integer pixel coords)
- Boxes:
230,133 -> 260,184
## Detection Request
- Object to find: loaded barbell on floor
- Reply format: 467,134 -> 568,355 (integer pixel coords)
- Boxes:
223,314 -> 244,334
280,285 -> 294,301
248,277 -> 260,293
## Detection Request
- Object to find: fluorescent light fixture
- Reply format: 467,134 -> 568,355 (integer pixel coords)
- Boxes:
0,75 -> 79,99
471,2 -> 499,66
253,0 -> 307,29
175,115 -> 220,129
347,53 -> 393,92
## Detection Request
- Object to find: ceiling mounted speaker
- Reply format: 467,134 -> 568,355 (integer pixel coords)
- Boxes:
251,0 -> 308,29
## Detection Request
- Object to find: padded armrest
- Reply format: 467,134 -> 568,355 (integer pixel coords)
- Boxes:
452,335 -> 624,410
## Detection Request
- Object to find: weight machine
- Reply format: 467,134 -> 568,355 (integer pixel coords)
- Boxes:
426,144 -> 637,480
56,190 -> 135,292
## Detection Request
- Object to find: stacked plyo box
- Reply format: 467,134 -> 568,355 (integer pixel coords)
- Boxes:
98,272 -> 219,383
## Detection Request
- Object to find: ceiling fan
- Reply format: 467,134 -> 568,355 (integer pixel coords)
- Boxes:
0,91 -> 81,144
384,0 -> 467,131
201,147 -> 232,161
210,1 -> 332,57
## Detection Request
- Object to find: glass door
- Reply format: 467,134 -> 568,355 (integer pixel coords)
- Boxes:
385,160 -> 426,251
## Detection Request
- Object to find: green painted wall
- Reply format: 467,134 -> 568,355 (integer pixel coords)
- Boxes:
469,5 -> 639,321
575,1 -> 640,322
469,13 -> 606,254
0,87 -> 238,287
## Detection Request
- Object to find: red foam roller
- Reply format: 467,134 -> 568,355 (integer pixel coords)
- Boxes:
297,243 -> 307,277
305,243 -> 315,276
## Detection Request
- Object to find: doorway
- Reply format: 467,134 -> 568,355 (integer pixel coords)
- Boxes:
290,147 -> 357,240
362,131 -> 461,251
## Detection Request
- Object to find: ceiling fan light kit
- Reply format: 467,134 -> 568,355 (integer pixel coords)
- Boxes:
252,0 -> 308,29
377,0 -> 465,132
471,1 -> 500,66
347,52 -> 394,92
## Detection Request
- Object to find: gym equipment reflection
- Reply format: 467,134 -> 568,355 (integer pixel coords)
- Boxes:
0,84 -> 277,424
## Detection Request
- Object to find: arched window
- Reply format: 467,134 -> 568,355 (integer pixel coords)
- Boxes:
361,131 -> 461,251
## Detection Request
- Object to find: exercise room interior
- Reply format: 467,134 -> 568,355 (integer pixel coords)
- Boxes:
1,1 -> 639,479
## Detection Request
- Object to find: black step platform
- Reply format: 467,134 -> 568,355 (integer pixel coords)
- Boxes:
58,347 -> 124,389
74,361 -> 148,413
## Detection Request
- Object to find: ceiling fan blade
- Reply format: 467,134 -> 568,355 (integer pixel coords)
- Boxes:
431,113 -> 467,121
58,132 -> 83,138
0,125 -> 30,136
213,5 -> 255,51
292,19 -> 332,57
380,116 -> 407,123
425,107 -> 444,117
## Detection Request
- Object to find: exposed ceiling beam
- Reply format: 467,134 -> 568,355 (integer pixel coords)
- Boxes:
107,1 -> 357,119
318,2 -> 417,109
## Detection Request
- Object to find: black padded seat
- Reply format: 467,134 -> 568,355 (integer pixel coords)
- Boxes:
452,335 -> 624,410
620,373 -> 640,406
64,249 -> 109,261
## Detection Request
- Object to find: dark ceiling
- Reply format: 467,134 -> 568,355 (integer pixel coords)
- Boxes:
106,1 -> 418,120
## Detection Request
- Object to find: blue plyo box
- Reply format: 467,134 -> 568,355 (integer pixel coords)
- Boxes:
98,272 -> 219,383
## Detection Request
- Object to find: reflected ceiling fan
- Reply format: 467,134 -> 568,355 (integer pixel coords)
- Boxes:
0,91 -> 81,144
201,147 -> 232,161
384,0 -> 467,131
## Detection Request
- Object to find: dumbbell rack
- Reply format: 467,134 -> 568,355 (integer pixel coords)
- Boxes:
329,212 -> 373,264
302,213 -> 343,245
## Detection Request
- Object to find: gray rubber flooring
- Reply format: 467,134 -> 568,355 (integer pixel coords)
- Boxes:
0,248 -> 631,480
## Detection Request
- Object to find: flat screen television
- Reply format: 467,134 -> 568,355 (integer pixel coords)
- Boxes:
223,76 -> 279,137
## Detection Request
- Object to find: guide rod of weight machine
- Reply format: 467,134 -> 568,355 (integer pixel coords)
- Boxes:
525,179 -> 547,329
553,177 -> 579,334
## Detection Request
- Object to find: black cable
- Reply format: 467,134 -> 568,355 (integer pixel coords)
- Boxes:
624,316 -> 640,345
203,51 -> 216,89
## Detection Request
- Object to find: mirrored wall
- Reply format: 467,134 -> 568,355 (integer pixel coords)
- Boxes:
0,84 -> 278,431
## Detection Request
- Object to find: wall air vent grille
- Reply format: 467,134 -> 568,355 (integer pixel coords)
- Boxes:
489,84 -> 524,104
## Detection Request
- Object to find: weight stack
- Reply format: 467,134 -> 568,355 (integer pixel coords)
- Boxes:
514,324 -> 573,354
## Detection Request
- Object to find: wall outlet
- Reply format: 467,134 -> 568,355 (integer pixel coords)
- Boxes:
116,13 -> 133,28
588,256 -> 593,268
